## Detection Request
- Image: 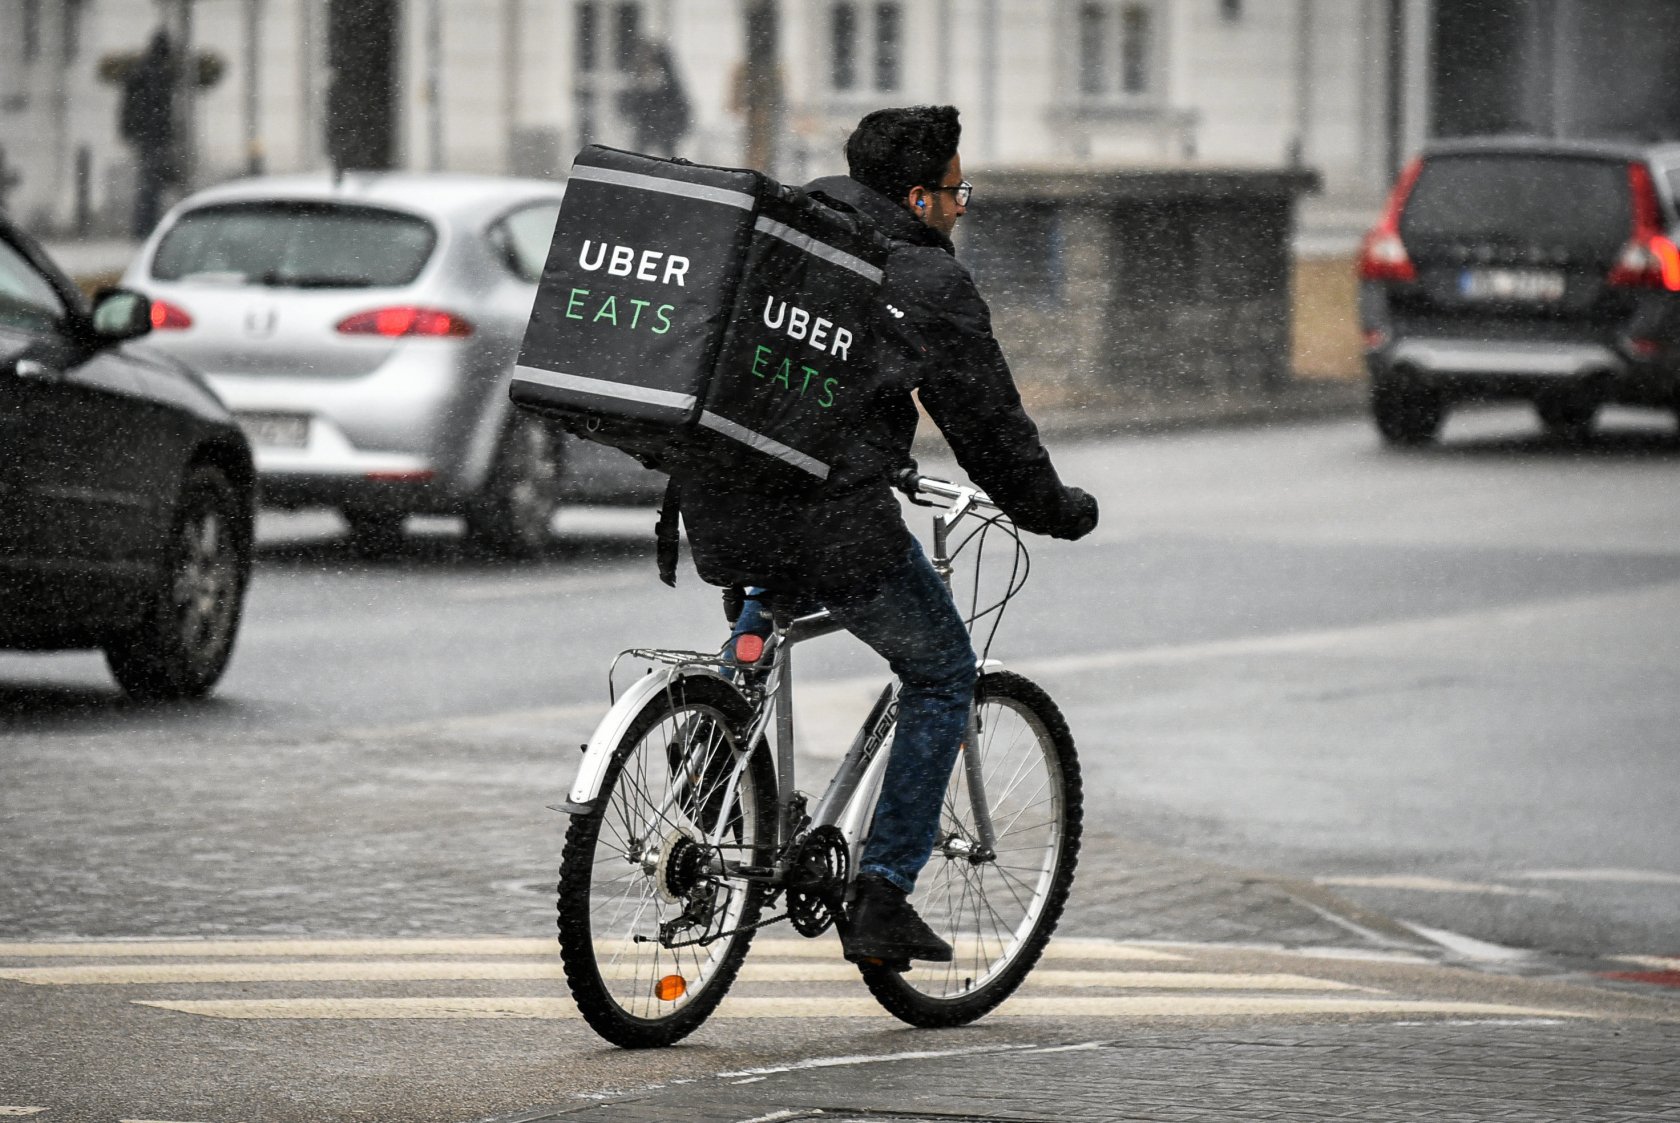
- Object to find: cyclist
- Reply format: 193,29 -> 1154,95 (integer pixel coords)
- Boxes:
679,105 -> 1098,966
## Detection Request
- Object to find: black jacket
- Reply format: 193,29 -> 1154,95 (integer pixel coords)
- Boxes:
681,174 -> 1095,595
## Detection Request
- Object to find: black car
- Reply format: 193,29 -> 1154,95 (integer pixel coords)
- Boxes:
1359,137 -> 1680,444
0,215 -> 256,700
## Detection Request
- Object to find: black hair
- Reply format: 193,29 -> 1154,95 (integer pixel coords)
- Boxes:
844,105 -> 961,204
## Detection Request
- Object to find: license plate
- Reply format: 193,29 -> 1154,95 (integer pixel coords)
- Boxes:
235,411 -> 309,448
1459,268 -> 1566,302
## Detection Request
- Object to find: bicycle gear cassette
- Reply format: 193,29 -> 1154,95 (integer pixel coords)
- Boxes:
786,825 -> 849,938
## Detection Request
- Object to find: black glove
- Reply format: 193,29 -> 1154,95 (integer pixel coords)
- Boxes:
1051,486 -> 1099,541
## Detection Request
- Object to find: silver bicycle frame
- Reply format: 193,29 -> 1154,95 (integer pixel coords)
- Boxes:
748,478 -> 1001,863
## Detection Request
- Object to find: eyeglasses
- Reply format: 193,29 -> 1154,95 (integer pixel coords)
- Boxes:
929,180 -> 974,206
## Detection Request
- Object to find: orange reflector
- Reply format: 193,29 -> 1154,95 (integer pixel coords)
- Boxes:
655,974 -> 687,1001
734,634 -> 765,663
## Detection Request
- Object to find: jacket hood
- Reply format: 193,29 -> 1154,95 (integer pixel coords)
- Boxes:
804,175 -> 954,254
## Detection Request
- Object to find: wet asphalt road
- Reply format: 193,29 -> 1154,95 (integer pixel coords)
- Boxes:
2,405 -> 1679,1121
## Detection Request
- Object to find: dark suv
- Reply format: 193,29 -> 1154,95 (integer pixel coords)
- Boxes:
1359,137 -> 1680,444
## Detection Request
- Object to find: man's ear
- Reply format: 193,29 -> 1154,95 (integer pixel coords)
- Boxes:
905,185 -> 930,213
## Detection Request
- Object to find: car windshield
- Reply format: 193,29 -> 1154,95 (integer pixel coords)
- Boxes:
151,202 -> 437,287
1401,155 -> 1632,250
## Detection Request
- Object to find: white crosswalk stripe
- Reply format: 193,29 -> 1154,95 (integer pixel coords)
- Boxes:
0,935 -> 1579,1023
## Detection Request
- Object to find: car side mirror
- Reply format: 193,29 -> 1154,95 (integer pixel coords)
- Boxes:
89,288 -> 153,343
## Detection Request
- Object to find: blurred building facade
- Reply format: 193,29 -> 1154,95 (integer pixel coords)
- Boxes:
1,0 -> 1676,237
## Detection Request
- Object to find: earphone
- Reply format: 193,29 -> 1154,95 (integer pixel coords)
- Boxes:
916,200 -> 927,209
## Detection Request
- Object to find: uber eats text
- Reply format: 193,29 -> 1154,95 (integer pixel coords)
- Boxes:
751,297 -> 851,409
565,239 -> 687,335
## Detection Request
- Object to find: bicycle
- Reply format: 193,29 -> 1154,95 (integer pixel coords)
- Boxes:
553,471 -> 1083,1048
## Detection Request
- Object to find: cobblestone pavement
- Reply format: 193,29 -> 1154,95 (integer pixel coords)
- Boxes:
499,1018 -> 1680,1122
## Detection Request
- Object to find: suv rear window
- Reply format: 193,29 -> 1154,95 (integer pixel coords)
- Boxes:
1401,155 -> 1632,250
151,202 -> 437,288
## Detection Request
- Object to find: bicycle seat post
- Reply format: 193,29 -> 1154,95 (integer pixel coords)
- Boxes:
769,596 -> 800,847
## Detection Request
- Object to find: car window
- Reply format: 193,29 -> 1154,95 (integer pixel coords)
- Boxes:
150,202 -> 437,288
1400,155 -> 1632,251
0,238 -> 67,334
1665,166 -> 1680,218
486,201 -> 561,283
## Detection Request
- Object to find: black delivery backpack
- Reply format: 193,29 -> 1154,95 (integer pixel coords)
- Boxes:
511,145 -> 892,498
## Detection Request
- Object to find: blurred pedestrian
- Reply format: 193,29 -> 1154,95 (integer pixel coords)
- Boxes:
120,29 -> 180,238
618,37 -> 691,157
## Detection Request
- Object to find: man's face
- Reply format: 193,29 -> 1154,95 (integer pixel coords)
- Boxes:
910,155 -> 967,237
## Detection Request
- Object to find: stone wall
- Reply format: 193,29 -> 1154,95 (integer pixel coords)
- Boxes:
956,168 -> 1319,412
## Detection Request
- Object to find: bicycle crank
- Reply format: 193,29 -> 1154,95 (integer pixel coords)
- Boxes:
785,825 -> 850,938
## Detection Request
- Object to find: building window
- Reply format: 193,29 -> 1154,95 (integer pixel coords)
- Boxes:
1075,1 -> 1156,100
829,1 -> 902,94
22,0 -> 41,64
831,3 -> 858,90
576,0 -> 642,75
63,0 -> 86,63
574,1 -> 648,150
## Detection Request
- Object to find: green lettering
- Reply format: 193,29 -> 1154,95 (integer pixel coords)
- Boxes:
652,304 -> 674,334
566,287 -> 590,319
773,358 -> 792,389
799,365 -> 819,395
628,298 -> 651,329
819,378 -> 838,408
593,295 -> 619,325
752,344 -> 773,378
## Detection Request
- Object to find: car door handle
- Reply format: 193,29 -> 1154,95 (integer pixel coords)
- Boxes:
14,359 -> 60,381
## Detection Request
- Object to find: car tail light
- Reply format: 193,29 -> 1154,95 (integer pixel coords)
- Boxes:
149,299 -> 193,330
1358,157 -> 1422,283
1608,163 -> 1680,292
335,306 -> 474,338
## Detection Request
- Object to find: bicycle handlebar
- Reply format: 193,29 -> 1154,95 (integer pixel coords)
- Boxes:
893,467 -> 998,512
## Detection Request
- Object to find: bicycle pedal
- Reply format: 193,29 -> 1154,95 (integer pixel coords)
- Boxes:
858,955 -> 912,973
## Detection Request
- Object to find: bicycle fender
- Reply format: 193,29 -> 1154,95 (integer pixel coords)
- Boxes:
564,666 -> 716,810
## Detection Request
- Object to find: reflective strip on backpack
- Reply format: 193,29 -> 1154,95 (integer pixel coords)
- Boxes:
753,217 -> 885,285
569,164 -> 757,211
512,366 -> 698,413
698,411 -> 830,480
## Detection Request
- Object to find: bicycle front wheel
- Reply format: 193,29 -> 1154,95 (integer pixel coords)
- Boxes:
557,674 -> 775,1048
859,670 -> 1082,1026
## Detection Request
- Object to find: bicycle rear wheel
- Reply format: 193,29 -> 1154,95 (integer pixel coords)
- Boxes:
859,670 -> 1081,1026
557,674 -> 775,1047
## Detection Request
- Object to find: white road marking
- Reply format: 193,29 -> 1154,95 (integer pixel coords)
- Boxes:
1403,923 -> 1533,964
1517,868 -> 1680,886
0,961 -> 1354,991
0,935 -> 1183,963
1314,875 -> 1558,899
133,994 -> 1576,1021
0,937 -> 558,959
0,1111 -> 46,1117
448,571 -> 643,602
1612,955 -> 1680,971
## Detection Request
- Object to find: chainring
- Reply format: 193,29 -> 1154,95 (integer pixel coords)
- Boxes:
785,825 -> 850,938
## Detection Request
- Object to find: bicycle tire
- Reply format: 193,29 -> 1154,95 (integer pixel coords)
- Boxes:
858,670 -> 1082,1027
557,674 -> 775,1048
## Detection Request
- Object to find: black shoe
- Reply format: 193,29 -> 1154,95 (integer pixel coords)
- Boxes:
841,874 -> 953,964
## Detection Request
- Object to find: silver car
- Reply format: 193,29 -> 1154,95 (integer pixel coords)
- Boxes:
123,172 -> 661,556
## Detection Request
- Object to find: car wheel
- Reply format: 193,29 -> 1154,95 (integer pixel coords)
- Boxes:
1371,381 -> 1444,446
465,413 -> 563,559
343,508 -> 408,557
1536,393 -> 1598,442
106,465 -> 249,701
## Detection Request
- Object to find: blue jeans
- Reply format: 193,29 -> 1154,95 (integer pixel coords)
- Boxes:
731,542 -> 977,893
